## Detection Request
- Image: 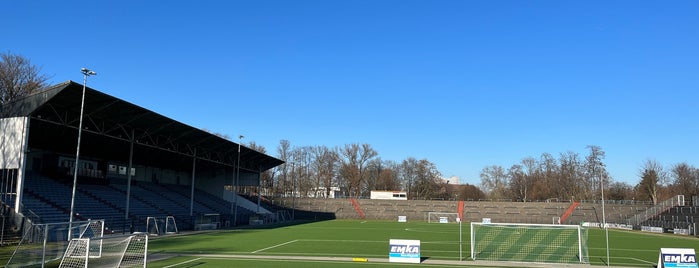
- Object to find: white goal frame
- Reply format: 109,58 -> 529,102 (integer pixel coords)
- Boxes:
427,212 -> 460,223
165,216 -> 178,234
59,233 -> 148,268
146,217 -> 160,236
146,216 -> 178,235
470,222 -> 587,264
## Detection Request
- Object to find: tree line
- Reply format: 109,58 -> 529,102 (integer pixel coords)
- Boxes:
250,142 -> 697,204
248,140 -> 472,200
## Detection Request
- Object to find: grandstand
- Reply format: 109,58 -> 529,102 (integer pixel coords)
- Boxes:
0,81 -> 284,241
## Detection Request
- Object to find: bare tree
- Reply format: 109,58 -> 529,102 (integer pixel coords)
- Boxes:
400,157 -> 420,198
509,157 -> 540,202
0,52 -> 50,106
311,145 -> 339,198
291,146 -> 314,197
637,159 -> 667,205
275,140 -> 292,197
372,160 -> 401,191
537,153 -> 559,200
584,145 -> 609,200
508,164 -> 526,202
339,143 -> 377,197
670,162 -> 698,199
410,159 -> 442,200
559,151 -> 584,201
479,165 -> 509,199
458,184 -> 486,200
607,181 -> 634,200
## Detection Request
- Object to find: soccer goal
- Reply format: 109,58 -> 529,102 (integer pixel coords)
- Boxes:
470,222 -> 588,264
146,216 -> 178,235
59,232 -> 148,268
427,212 -> 460,223
5,219 -> 105,267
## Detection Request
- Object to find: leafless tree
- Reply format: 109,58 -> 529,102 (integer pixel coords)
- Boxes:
508,164 -> 529,202
311,145 -> 339,198
365,159 -> 401,192
670,162 -> 698,199
339,143 -> 377,197
537,153 -> 559,200
479,165 -> 509,199
558,151 -> 584,201
607,181 -> 634,200
637,159 -> 667,205
0,52 -> 50,106
400,157 -> 420,198
291,146 -> 314,197
458,184 -> 486,200
584,145 -> 609,200
408,159 -> 442,200
274,140 -> 292,197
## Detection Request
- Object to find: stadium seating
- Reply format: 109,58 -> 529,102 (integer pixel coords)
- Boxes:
278,197 -> 654,226
19,173 -> 248,232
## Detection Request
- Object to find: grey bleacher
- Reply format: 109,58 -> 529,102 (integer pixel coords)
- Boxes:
279,197 -> 655,225
20,173 -> 243,232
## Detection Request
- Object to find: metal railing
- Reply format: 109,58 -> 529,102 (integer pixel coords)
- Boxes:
625,195 -> 685,226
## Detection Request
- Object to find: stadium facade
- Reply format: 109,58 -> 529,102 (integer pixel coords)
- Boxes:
0,81 -> 283,232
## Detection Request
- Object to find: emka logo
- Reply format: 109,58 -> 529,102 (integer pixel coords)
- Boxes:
664,254 -> 697,264
390,245 -> 420,254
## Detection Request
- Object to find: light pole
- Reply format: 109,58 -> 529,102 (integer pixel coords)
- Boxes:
233,135 -> 244,226
601,172 -> 610,266
68,67 -> 96,239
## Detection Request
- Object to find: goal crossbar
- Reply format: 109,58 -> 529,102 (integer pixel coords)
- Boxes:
427,212 -> 460,223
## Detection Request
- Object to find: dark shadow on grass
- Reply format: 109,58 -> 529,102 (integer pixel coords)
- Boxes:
227,210 -> 336,230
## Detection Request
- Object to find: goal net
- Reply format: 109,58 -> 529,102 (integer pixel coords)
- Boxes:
6,219 -> 104,267
427,212 -> 460,223
147,216 -> 178,235
470,222 -> 588,264
58,232 -> 148,268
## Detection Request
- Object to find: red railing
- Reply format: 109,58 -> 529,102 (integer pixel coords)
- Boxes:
350,198 -> 366,219
560,201 -> 580,223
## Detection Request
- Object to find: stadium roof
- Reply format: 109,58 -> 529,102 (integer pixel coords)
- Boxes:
0,81 -> 284,173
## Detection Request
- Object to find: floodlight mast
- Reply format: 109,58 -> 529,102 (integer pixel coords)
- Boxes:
68,68 -> 96,240
233,135 -> 244,226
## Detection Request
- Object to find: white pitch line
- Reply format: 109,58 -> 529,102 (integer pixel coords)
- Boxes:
162,257 -> 203,268
252,239 -> 299,253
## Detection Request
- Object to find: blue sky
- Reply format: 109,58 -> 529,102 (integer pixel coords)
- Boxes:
5,1 -> 698,185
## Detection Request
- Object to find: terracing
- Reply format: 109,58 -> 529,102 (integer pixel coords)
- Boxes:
273,198 -> 653,225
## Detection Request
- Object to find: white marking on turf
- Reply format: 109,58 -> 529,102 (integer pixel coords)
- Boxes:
162,257 -> 202,268
252,239 -> 299,253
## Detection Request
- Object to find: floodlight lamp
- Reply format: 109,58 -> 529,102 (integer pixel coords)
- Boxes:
81,68 -> 97,76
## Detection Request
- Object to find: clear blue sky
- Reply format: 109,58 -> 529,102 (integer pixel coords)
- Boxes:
5,1 -> 698,186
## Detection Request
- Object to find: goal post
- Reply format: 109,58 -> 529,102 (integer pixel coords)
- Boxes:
165,216 -> 178,234
427,212 -> 460,223
59,233 -> 148,268
147,216 -> 177,235
146,217 -> 160,235
470,222 -> 588,264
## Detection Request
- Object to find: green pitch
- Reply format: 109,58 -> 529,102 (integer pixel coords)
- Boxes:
145,220 -> 698,267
